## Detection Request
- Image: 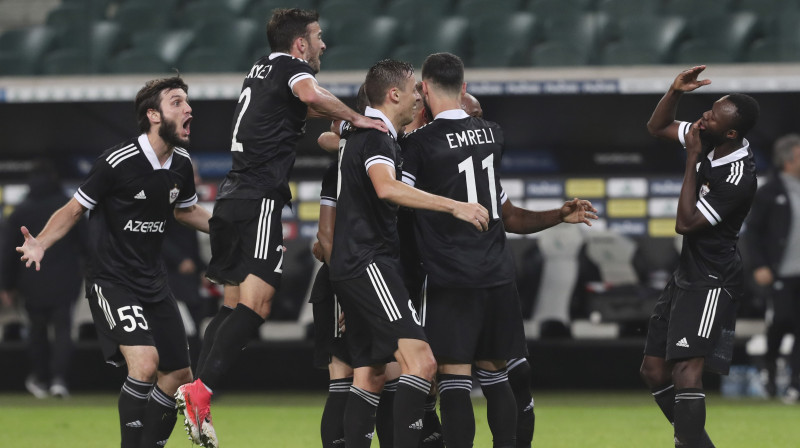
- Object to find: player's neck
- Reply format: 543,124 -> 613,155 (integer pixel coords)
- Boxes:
711,139 -> 745,160
146,132 -> 174,166
429,97 -> 461,118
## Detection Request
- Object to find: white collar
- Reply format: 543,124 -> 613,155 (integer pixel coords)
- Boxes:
365,106 -> 398,140
434,109 -> 470,120
269,52 -> 307,63
138,134 -> 173,170
707,138 -> 749,167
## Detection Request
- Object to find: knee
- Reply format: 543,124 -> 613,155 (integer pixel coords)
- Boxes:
640,361 -> 669,388
417,352 -> 437,381
129,358 -> 159,383
671,360 -> 703,389
158,367 -> 194,396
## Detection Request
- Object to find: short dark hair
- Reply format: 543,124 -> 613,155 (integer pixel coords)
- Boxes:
355,82 -> 370,114
421,52 -> 464,94
725,93 -> 759,138
267,8 -> 319,53
134,76 -> 188,133
364,59 -> 414,107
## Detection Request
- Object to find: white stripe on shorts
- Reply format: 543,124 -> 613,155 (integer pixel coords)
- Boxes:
698,288 -> 720,338
366,263 -> 401,322
254,199 -> 274,259
94,284 -> 116,330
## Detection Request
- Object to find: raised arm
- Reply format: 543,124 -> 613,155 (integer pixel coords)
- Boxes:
675,120 -> 712,234
293,78 -> 387,133
647,65 -> 711,142
16,197 -> 86,271
502,197 -> 597,234
368,164 -> 489,231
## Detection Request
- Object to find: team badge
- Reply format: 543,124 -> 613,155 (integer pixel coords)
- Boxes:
169,185 -> 180,203
699,183 -> 710,198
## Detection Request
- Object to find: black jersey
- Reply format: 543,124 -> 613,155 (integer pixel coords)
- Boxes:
674,121 -> 757,290
74,135 -> 198,301
401,109 -> 515,288
329,108 -> 402,281
217,53 -> 316,203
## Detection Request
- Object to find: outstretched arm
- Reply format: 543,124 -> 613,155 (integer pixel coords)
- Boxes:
173,204 -> 211,234
502,197 -> 597,234
294,79 -> 387,133
17,197 -> 86,271
647,65 -> 711,142
368,164 -> 489,232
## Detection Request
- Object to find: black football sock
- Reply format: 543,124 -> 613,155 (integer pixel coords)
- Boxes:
321,377 -> 352,448
421,392 -> 444,447
344,386 -> 380,448
394,375 -> 431,448
196,305 -> 233,373
376,378 -> 398,448
140,385 -> 177,447
475,368 -> 517,448
674,388 -> 708,448
507,358 -> 534,448
118,376 -> 152,448
652,384 -> 714,448
197,304 -> 264,389
438,374 -> 475,448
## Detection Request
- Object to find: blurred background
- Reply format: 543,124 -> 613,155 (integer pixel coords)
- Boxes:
0,0 -> 798,398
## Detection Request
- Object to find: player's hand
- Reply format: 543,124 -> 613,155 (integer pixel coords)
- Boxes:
311,241 -> 324,262
338,311 -> 346,334
0,290 -> 13,308
685,119 -> 703,157
672,65 -> 711,93
351,114 -> 388,134
452,202 -> 490,231
561,198 -> 598,226
178,258 -> 196,274
16,226 -> 44,271
753,266 -> 774,286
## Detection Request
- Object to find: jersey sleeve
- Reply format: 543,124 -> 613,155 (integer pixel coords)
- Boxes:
174,158 -> 198,209
320,161 -> 338,208
677,121 -> 692,148
363,133 -> 397,175
399,136 -> 423,187
286,58 -> 317,97
74,156 -> 115,210
696,173 -> 754,226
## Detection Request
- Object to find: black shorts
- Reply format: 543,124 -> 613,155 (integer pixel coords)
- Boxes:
206,197 -> 285,288
332,261 -> 427,368
86,280 -> 190,372
421,280 -> 528,364
644,277 -> 738,375
310,264 -> 351,369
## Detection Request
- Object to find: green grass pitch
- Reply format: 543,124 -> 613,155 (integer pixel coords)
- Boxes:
1,391 -> 799,447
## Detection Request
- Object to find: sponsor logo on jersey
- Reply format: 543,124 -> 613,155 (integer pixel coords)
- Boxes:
699,183 -> 710,198
169,185 -> 180,204
124,220 -> 166,233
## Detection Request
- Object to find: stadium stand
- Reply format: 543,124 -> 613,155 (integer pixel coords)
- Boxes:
0,26 -> 58,75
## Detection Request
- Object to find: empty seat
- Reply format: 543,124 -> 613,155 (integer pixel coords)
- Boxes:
179,47 -> 247,73
736,0 -> 796,15
40,48 -> 92,75
662,0 -> 732,16
0,26 -> 58,75
46,4 -> 101,30
385,0 -> 449,22
317,45 -> 377,71
469,13 -> 539,67
674,39 -> 738,64
393,16 -> 470,68
109,48 -> 173,73
745,38 -> 800,63
526,0 -> 591,18
186,18 -> 260,67
113,3 -> 172,35
609,15 -> 689,63
596,0 -> 659,18
601,42 -> 663,65
110,29 -> 194,73
531,42 -> 590,66
182,1 -> 238,25
687,12 -> 763,61
541,13 -> 615,65
43,21 -> 126,73
329,16 -> 401,66
317,0 -> 382,22
455,0 -> 522,22
247,0 -> 317,23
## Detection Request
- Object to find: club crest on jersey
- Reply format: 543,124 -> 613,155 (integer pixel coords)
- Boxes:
169,185 -> 180,204
699,183 -> 710,198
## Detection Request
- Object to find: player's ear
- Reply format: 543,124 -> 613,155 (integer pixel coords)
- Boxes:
726,129 -> 738,140
148,109 -> 160,123
461,82 -> 467,96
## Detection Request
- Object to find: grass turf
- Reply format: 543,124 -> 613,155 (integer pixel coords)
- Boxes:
1,391 -> 799,447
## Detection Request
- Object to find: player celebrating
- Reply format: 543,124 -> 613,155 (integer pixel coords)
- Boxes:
16,76 -> 210,448
641,65 -> 759,448
400,52 -> 595,448
175,9 -> 386,448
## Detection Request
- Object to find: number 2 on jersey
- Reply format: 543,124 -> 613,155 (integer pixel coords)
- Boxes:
458,154 -> 499,219
231,87 -> 252,152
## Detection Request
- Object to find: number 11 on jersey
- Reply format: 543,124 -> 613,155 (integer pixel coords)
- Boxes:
458,154 -> 499,219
